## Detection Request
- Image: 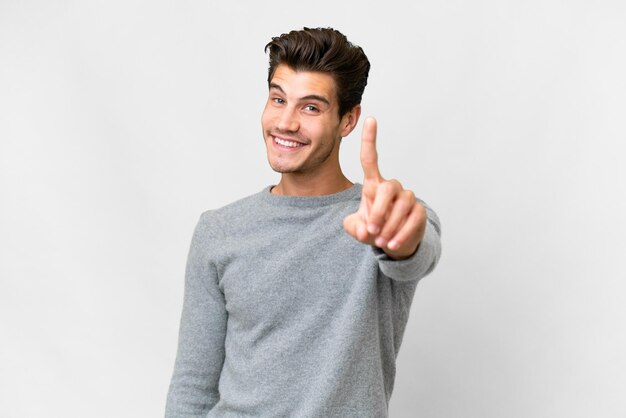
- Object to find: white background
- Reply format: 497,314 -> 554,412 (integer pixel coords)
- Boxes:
1,1 -> 625,417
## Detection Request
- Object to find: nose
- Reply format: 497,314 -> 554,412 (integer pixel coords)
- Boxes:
277,106 -> 299,132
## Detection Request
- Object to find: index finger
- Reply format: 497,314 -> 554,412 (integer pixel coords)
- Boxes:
360,117 -> 382,181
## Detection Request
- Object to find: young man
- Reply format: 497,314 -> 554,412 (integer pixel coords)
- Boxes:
165,27 -> 442,417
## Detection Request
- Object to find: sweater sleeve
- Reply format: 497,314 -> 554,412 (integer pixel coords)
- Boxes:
165,212 -> 227,417
373,200 -> 442,282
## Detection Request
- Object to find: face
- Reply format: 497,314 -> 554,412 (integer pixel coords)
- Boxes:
261,65 -> 357,176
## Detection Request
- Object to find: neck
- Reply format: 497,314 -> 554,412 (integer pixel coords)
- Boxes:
272,170 -> 353,196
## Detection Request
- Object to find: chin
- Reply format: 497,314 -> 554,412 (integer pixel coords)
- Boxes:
268,162 -> 299,174
266,149 -> 304,174
267,155 -> 294,173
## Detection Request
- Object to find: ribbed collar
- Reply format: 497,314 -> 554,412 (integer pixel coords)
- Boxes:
259,183 -> 362,208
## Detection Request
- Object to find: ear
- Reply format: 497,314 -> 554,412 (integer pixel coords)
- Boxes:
340,105 -> 362,137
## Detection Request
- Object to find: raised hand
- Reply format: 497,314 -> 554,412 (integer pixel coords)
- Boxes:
343,117 -> 427,260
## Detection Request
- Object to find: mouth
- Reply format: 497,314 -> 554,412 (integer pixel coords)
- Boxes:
271,134 -> 307,150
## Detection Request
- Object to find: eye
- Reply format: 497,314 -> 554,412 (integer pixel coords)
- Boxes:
304,105 -> 319,112
272,97 -> 285,105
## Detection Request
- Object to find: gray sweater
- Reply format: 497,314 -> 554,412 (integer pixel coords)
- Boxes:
165,184 -> 442,417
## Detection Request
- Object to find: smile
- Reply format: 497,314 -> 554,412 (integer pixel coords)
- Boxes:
273,136 -> 305,148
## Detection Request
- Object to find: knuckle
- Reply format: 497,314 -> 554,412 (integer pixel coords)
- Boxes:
395,194 -> 414,212
379,181 -> 395,194
362,156 -> 377,166
388,179 -> 402,190
410,206 -> 427,230
415,202 -> 426,218
394,198 -> 411,214
409,209 -> 421,223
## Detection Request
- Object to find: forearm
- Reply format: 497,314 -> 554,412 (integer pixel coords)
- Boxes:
165,214 -> 227,416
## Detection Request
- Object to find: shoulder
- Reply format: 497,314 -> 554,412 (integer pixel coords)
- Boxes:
195,188 -> 269,235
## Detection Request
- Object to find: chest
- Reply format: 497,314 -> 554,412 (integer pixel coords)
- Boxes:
214,211 -> 378,331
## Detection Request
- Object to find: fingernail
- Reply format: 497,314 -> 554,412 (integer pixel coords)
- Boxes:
375,237 -> 387,248
387,240 -> 398,250
368,224 -> 380,234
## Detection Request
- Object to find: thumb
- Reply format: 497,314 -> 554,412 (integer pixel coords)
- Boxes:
343,212 -> 369,242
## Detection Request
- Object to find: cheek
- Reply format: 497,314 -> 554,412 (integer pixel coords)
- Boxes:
261,104 -> 274,128
315,123 -> 336,144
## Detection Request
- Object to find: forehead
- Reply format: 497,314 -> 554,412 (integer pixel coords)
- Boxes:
270,65 -> 337,101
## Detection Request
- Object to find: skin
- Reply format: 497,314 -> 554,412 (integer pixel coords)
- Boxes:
262,65 -> 359,196
262,64 -> 427,260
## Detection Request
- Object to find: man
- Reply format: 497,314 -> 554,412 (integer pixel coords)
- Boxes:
165,27 -> 442,417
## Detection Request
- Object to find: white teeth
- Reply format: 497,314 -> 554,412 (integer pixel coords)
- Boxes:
274,137 -> 304,148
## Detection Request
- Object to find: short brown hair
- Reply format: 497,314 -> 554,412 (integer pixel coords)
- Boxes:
265,27 -> 370,117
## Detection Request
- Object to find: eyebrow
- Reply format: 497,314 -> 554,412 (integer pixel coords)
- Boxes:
269,82 -> 331,106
